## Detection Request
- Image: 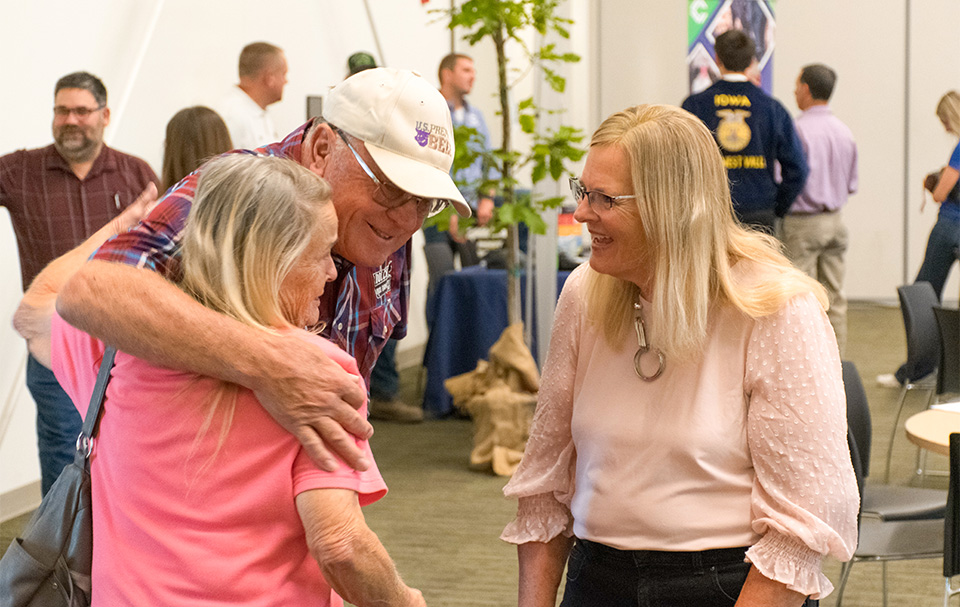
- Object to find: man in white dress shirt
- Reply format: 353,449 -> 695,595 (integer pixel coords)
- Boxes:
218,42 -> 287,150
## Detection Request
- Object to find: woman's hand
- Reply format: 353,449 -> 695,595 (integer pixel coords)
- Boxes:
107,183 -> 159,236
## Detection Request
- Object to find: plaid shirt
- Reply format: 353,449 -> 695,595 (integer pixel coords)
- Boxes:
93,120 -> 410,384
0,144 -> 158,288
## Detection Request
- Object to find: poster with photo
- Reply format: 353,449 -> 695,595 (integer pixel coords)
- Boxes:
687,0 -> 776,95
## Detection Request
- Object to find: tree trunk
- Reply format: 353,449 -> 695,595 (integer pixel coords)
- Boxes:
494,19 -> 522,326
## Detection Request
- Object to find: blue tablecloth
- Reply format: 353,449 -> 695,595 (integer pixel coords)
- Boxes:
421,266 -> 570,418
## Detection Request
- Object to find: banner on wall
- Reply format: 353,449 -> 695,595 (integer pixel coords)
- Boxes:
687,0 -> 776,95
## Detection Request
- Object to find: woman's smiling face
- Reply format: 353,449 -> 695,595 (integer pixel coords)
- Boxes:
572,144 -> 648,288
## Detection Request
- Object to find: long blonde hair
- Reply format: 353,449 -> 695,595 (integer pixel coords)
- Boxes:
937,91 -> 960,134
583,105 -> 826,359
176,154 -> 333,469
178,154 -> 331,331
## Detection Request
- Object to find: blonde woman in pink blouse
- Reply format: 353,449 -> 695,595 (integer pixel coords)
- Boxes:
501,105 -> 858,607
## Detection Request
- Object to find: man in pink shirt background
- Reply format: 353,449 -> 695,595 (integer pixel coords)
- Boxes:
782,63 -> 859,355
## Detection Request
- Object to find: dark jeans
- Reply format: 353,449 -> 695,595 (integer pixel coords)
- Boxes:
26,352 -> 82,496
560,539 -> 817,607
915,213 -> 960,301
369,338 -> 399,401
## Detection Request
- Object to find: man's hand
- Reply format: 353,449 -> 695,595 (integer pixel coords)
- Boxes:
448,214 -> 467,244
57,261 -> 374,472
924,170 -> 941,193
251,332 -> 372,471
476,197 -> 495,226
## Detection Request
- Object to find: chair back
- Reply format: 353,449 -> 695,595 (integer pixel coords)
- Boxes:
898,282 -> 940,383
946,433 -> 960,578
934,306 -> 960,397
842,360 -> 872,485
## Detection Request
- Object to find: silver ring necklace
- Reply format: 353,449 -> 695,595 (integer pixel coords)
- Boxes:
633,301 -> 665,381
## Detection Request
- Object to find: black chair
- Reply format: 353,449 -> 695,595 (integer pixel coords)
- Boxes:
915,307 -> 960,480
935,307 -> 960,398
836,361 -> 947,607
885,282 -> 940,481
946,433 -> 960,604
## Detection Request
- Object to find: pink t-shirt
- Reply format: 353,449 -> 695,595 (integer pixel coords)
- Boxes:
51,313 -> 387,606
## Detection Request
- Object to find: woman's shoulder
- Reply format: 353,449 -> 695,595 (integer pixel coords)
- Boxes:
286,328 -> 361,376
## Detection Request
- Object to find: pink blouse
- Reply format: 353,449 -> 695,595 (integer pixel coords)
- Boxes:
501,264 -> 858,599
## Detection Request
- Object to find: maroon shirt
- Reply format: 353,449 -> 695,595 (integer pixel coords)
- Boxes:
0,144 -> 158,288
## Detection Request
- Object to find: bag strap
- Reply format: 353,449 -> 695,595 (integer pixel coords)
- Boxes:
75,345 -> 117,471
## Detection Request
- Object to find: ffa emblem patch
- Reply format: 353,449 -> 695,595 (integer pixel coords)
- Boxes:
716,109 -> 752,153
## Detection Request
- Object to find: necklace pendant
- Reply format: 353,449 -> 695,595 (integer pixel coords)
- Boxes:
633,300 -> 665,381
634,345 -> 666,381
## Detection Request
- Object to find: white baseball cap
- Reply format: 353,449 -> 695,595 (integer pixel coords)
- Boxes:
324,67 -> 471,217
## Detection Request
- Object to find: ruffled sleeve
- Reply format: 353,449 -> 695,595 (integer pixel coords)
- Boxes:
743,292 -> 860,599
500,266 -> 585,545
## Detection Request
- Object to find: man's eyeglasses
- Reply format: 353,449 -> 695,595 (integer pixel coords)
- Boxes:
569,177 -> 636,212
336,129 -> 448,217
53,105 -> 104,118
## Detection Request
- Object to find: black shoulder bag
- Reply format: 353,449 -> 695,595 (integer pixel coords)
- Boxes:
0,346 -> 116,607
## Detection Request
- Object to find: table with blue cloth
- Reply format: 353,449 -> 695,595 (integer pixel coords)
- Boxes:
421,265 -> 570,418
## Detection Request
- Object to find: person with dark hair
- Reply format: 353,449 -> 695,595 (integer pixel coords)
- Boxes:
218,42 -> 287,149
782,63 -> 857,356
161,106 -> 233,191
0,70 -> 158,495
682,30 -> 808,235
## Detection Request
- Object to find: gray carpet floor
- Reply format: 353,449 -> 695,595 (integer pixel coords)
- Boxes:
1,301 -> 951,605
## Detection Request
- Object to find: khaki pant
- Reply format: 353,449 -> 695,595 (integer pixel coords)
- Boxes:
781,211 -> 848,355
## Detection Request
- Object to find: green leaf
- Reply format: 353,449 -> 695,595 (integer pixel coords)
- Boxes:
519,113 -> 536,134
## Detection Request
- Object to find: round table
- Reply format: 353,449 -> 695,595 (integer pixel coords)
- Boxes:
904,408 -> 960,457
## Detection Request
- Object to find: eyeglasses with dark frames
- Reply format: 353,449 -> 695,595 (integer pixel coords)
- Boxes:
335,129 -> 448,217
569,176 -> 636,212
53,105 -> 105,118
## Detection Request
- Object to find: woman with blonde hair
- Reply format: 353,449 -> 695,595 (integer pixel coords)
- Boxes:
915,90 -> 960,300
501,105 -> 858,606
16,154 -> 424,606
881,91 -> 960,388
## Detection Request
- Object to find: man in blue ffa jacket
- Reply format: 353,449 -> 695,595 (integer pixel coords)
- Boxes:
682,29 -> 808,235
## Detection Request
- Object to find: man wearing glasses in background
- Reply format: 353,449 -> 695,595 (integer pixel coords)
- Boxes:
52,67 -> 469,475
0,70 -> 158,496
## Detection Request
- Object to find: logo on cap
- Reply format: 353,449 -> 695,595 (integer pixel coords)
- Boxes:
414,122 -> 452,157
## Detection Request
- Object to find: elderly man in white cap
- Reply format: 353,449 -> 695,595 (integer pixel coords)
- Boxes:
56,68 -> 468,472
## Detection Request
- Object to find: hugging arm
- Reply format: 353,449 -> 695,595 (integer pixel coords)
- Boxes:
55,185 -> 372,473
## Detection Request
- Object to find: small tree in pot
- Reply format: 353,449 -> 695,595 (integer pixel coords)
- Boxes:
427,0 -> 585,327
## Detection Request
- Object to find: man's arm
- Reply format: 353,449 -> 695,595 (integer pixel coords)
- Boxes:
774,109 -> 809,217
56,261 -> 372,472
